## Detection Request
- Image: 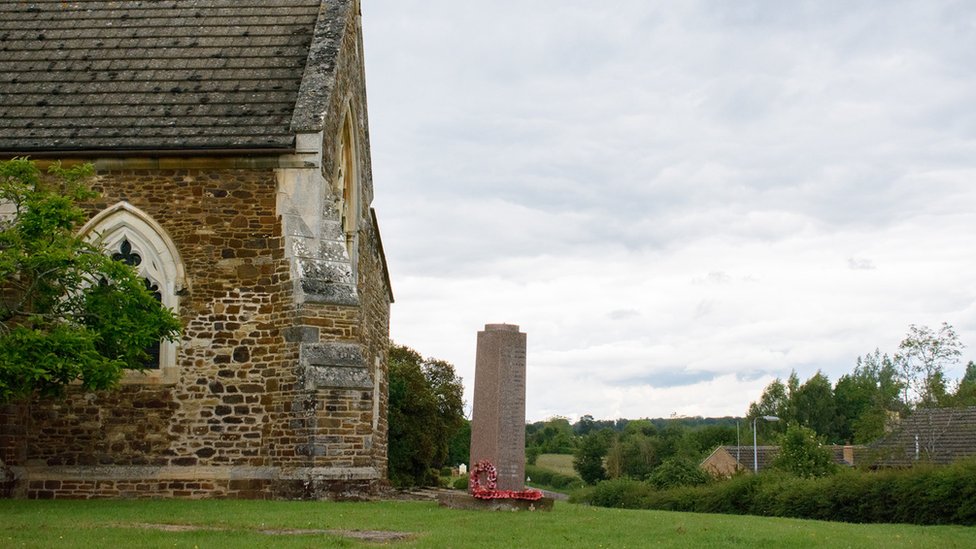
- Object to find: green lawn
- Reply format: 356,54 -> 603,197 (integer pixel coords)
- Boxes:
535,453 -> 579,478
1,499 -> 974,548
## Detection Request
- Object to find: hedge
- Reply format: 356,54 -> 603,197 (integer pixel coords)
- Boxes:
572,459 -> 976,525
525,464 -> 584,491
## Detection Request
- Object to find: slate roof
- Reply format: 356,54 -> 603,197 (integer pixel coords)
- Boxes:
869,406 -> 976,466
0,0 -> 346,153
703,444 -> 863,474
721,445 -> 780,473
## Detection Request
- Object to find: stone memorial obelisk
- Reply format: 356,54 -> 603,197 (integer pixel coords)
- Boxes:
469,323 -> 527,491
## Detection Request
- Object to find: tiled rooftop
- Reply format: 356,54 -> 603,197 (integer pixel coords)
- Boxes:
870,406 -> 976,466
0,0 -> 330,152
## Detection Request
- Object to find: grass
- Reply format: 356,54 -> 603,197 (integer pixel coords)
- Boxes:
535,453 -> 579,478
1,499 -> 974,548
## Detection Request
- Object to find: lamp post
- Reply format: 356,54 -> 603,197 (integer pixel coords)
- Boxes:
753,415 -> 779,473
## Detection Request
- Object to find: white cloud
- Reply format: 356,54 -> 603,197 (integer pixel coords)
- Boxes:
365,0 -> 976,421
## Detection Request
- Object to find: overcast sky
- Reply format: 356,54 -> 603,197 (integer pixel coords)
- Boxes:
360,0 -> 976,422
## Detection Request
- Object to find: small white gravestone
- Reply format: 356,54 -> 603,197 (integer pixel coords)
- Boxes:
459,463 -> 468,475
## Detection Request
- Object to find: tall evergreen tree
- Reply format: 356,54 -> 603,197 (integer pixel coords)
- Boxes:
950,361 -> 976,406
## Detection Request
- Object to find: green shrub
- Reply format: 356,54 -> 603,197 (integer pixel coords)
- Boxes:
642,485 -> 700,512
525,464 -> 584,491
772,424 -> 837,478
647,457 -> 710,490
452,477 -> 468,490
696,472 -> 761,515
581,458 -> 976,525
584,478 -> 654,509
439,466 -> 453,477
568,485 -> 595,504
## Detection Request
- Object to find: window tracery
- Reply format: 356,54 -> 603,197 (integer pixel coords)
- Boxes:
79,202 -> 183,383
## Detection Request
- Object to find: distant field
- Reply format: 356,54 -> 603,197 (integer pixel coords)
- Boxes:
535,453 -> 579,478
2,499 -> 974,548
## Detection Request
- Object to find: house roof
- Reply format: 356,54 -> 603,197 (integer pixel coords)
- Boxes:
702,445 -> 779,473
869,406 -> 976,466
0,0 -> 350,154
703,444 -> 863,474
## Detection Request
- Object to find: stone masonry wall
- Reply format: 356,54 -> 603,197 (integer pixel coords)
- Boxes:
322,1 -> 390,482
2,168 -> 304,499
1,3 -> 392,501
278,4 -> 391,494
4,169 -> 389,500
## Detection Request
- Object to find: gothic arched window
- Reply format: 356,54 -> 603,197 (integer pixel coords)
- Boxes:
335,107 -> 360,277
79,202 -> 184,383
110,237 -> 164,369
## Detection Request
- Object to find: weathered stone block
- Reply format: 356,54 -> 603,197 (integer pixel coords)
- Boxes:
301,278 -> 359,305
282,326 -> 320,343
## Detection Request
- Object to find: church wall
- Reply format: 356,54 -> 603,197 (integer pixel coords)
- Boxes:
0,168 -> 306,499
275,5 -> 391,494
0,2 -> 391,502
3,167 -> 389,499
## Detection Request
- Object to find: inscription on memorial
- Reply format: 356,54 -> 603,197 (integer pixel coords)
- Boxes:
470,324 -> 527,491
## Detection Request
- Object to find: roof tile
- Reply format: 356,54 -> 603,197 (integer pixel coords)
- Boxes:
0,0 -> 331,153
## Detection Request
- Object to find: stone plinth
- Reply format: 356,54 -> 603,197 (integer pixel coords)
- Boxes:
437,491 -> 553,512
469,324 -> 527,492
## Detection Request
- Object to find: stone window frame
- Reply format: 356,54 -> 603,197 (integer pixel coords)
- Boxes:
334,102 -> 361,281
78,202 -> 184,385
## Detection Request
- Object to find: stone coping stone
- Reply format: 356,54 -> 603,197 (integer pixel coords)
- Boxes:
436,492 -> 553,512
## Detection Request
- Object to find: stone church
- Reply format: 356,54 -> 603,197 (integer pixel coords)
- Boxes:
0,0 -> 393,499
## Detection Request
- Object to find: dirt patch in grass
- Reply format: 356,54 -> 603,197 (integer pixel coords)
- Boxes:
129,523 -> 213,533
262,528 -> 413,542
126,523 -> 414,542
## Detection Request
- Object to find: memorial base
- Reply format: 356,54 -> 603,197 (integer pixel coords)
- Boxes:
436,492 -> 554,512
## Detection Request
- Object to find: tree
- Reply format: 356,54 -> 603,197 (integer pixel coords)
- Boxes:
683,424 -> 737,456
657,419 -> 702,461
895,323 -> 963,408
446,418 -> 471,467
0,158 -> 181,403
950,361 -> 976,406
747,377 -> 790,441
573,428 -> 613,485
574,414 -> 597,436
605,423 -> 660,480
772,423 -> 837,478
791,371 -> 838,441
835,349 -> 904,443
525,416 -> 575,455
387,343 -> 465,487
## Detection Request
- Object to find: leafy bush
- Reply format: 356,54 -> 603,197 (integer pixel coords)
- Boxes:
576,458 -> 976,525
772,424 -> 837,478
452,476 -> 468,490
647,457 -> 710,490
525,464 -> 584,491
584,478 -> 654,508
